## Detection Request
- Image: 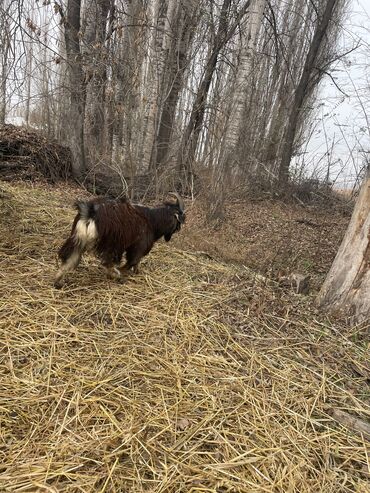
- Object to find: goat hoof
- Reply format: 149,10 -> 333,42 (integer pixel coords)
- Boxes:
106,266 -> 122,281
54,280 -> 64,289
107,273 -> 121,282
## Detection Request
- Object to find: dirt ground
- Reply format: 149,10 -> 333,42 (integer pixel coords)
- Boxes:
173,196 -> 351,290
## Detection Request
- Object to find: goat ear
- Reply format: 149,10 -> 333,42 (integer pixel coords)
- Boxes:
164,233 -> 172,242
175,212 -> 185,224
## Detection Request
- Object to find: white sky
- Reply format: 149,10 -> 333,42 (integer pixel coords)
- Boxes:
302,0 -> 370,188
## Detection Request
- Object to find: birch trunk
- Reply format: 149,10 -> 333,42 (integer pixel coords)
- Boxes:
140,0 -> 177,172
41,32 -> 51,136
25,42 -> 33,127
317,170 -> 370,323
114,1 -> 145,165
55,36 -> 69,142
208,0 -> 266,222
223,0 -> 265,153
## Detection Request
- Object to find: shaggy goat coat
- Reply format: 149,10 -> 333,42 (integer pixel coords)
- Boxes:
54,195 -> 185,287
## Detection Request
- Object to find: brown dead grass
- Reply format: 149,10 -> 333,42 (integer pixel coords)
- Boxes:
172,197 -> 351,290
0,181 -> 369,492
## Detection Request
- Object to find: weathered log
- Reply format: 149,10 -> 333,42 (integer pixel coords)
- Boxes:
329,408 -> 370,441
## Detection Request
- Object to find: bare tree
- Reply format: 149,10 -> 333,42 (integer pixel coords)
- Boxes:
139,0 -> 175,171
208,0 -> 266,221
0,0 -> 353,202
277,0 -> 345,191
112,0 -> 146,176
178,0 -> 252,191
154,0 -> 199,172
24,39 -> 33,127
262,0 -> 308,172
83,0 -> 113,169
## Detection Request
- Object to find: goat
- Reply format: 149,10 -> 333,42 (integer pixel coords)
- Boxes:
54,192 -> 185,288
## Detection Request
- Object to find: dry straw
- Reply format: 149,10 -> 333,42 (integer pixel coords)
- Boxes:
0,181 -> 369,492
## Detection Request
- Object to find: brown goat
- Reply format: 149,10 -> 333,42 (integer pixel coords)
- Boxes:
54,193 -> 185,288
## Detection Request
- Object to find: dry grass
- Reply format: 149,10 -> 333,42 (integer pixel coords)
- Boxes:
0,181 -> 369,492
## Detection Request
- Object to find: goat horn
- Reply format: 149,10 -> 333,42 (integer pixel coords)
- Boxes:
170,191 -> 185,212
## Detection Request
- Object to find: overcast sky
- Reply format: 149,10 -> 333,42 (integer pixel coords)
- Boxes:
303,0 -> 370,188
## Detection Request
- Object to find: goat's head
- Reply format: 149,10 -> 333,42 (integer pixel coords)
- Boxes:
163,192 -> 186,242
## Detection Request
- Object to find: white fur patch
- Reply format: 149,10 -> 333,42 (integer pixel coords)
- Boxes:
74,219 -> 98,249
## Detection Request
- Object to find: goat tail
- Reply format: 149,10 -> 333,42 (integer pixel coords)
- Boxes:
74,200 -> 97,221
58,200 -> 99,253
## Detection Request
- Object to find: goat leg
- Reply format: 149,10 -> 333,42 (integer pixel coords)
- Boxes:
54,249 -> 82,289
120,245 -> 143,276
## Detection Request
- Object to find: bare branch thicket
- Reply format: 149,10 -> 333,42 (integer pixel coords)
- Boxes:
0,0 -> 353,205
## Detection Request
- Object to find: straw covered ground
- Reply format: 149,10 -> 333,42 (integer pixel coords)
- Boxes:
0,181 -> 369,492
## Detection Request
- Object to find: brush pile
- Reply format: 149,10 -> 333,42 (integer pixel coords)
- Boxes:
0,181 -> 369,492
0,125 -> 72,183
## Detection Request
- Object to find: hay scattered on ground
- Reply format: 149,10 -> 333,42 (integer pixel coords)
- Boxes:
0,181 -> 369,492
0,125 -> 72,183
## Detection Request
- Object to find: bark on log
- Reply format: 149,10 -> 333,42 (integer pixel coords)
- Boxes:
329,408 -> 370,441
317,172 -> 370,323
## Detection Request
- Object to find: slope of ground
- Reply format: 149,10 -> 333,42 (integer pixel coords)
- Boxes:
0,181 -> 369,492
174,198 -> 351,289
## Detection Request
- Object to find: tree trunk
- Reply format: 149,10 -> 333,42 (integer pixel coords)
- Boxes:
64,0 -> 86,180
0,14 -> 10,125
154,0 -> 197,171
277,0 -> 339,191
178,0 -> 252,192
139,0 -> 171,172
317,170 -> 370,323
223,0 -> 265,154
113,0 -> 144,162
84,0 -> 112,169
25,41 -> 33,127
41,31 -> 51,137
262,0 -> 306,173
